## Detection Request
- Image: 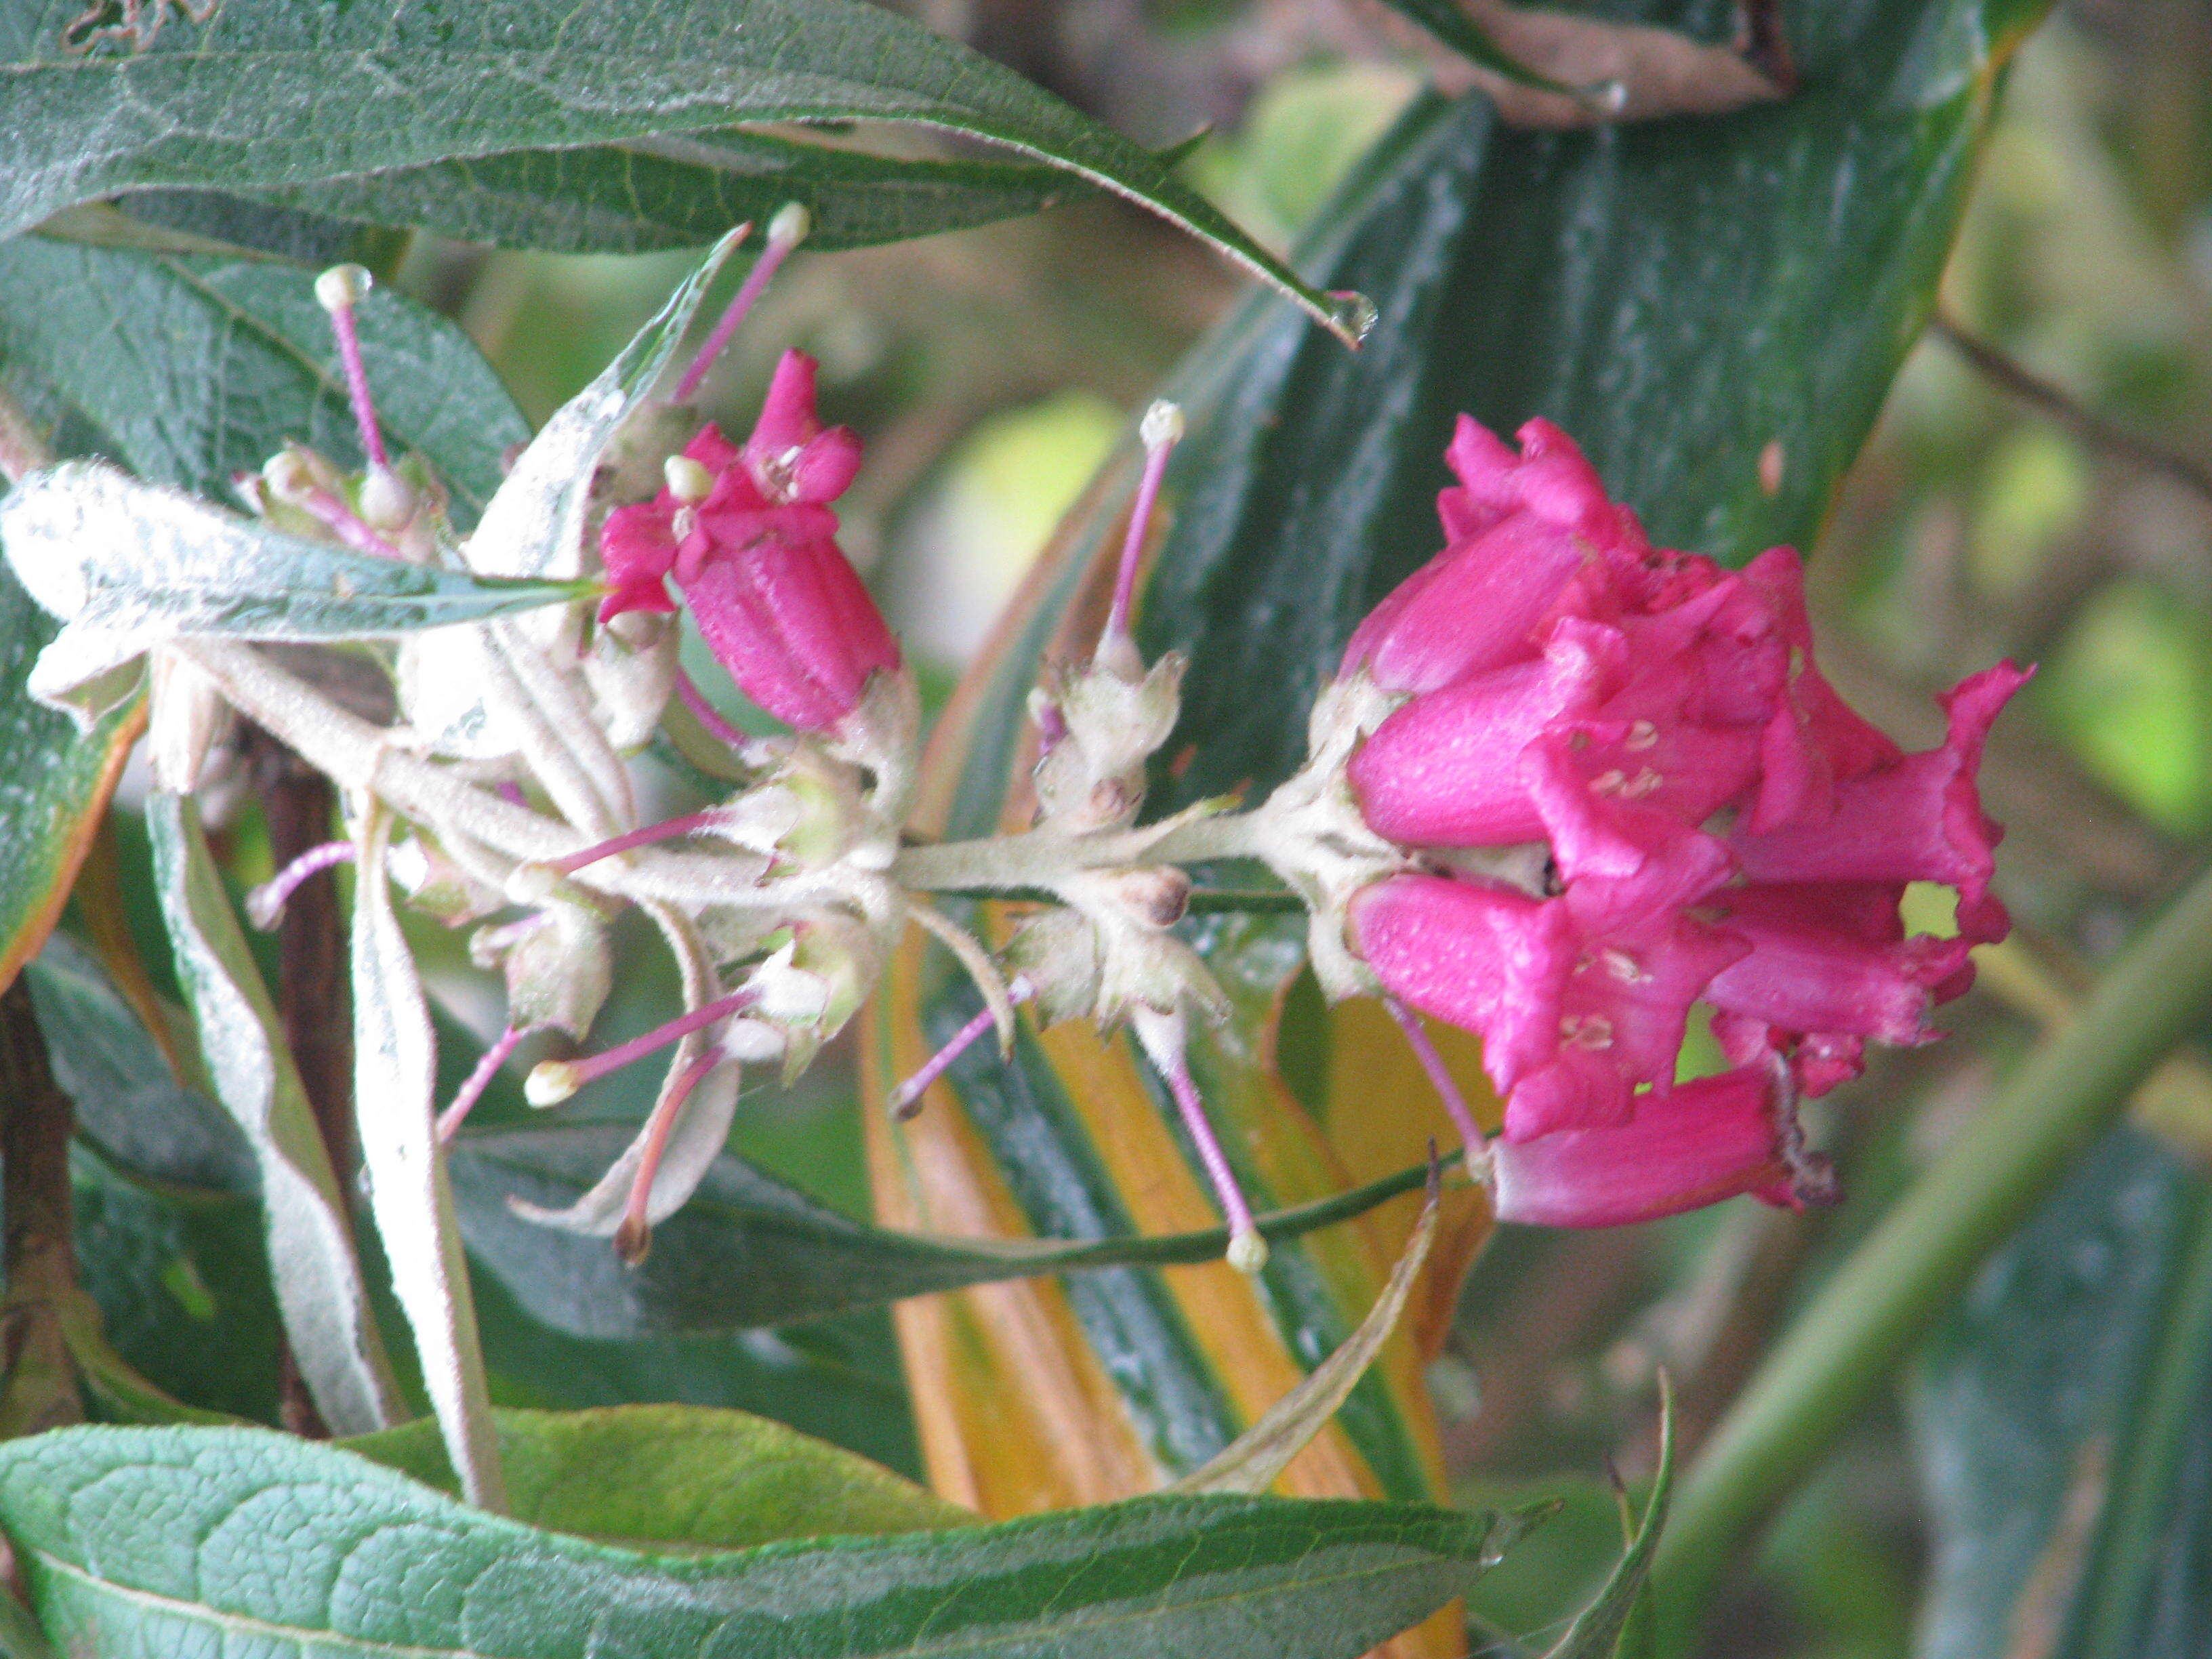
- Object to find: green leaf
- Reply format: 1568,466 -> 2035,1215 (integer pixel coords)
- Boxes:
0,0 -> 1353,342
27,933 -> 253,1196
234,132 -> 1091,256
145,792 -> 404,1437
0,1424 -> 1521,1659
340,1404 -> 969,1549
1370,0 -> 1578,95
0,562 -> 136,989
1549,1378 -> 1672,1659
0,460 -> 588,722
451,1122 -> 1442,1338
1910,1128 -> 2202,1659
0,233 -> 529,514
348,805 -> 505,1511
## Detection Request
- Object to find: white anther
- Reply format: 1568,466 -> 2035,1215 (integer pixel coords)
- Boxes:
1600,948 -> 1647,984
1590,769 -> 1626,796
664,454 -> 714,504
1623,769 -> 1664,800
1140,399 -> 1185,452
1561,1015 -> 1615,1050
314,263 -> 373,313
359,465 -> 415,531
524,1061 -> 581,1107
1227,1227 -> 1270,1275
767,201 -> 813,249
1625,720 -> 1660,751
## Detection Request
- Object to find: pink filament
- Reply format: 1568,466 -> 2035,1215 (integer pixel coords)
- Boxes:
326,298 -> 390,471
1385,996 -> 1490,1166
1103,422 -> 1179,655
676,667 -> 766,760
295,484 -> 400,559
438,1025 -> 528,1143
251,840 -> 355,927
548,807 -> 731,876
887,978 -> 1034,1119
562,985 -> 760,1093
672,225 -> 802,402
1155,1044 -> 1261,1248
615,1046 -> 726,1263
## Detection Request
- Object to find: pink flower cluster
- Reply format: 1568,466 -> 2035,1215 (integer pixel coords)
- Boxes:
1340,417 -> 2026,1226
600,349 -> 899,733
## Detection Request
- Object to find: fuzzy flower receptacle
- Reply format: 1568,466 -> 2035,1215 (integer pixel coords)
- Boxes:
1321,415 -> 2026,1227
600,348 -> 897,735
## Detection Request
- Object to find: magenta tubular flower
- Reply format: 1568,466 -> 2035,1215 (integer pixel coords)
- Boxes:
598,350 -> 900,733
1321,413 -> 2028,1225
1489,1066 -> 1824,1228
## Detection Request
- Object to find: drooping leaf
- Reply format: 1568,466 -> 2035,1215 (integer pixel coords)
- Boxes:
340,1404 -> 970,1549
1911,1128 -> 2201,1659
232,132 -> 1092,256
1371,0 -> 1576,94
0,1424 -> 1523,1659
0,460 -> 588,722
0,233 -> 528,513
348,804 -> 505,1511
451,1120 -> 1441,1338
1170,1166 -> 1441,1496
144,791 -> 403,1436
0,0 -> 1352,340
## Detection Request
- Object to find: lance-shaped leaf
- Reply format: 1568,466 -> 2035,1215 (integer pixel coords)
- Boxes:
234,131 -> 1092,257
340,1404 -> 971,1548
145,792 -> 402,1436
1172,1168 -> 1441,1498
451,1120 -> 1442,1338
0,460 -> 589,722
0,0 -> 1353,341
350,804 -> 506,1512
462,229 -> 743,583
0,233 -> 529,514
0,1424 -> 1521,1659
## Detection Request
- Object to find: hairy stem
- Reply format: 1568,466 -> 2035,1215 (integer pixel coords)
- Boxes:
1650,854 -> 2212,1653
890,808 -> 1270,893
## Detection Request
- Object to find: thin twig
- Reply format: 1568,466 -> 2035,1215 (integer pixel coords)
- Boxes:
0,978 -> 83,1437
1931,314 -> 2212,505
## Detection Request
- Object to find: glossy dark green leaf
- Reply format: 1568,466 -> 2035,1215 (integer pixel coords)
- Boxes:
0,0 -> 1349,339
1909,1127 -> 2194,1659
0,233 -> 529,514
0,1424 -> 1521,1659
236,132 -> 1089,256
340,1404 -> 968,1548
451,1121 -> 1439,1339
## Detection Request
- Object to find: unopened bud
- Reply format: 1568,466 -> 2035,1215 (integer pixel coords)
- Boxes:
314,263 -> 373,314
524,1060 -> 581,1107
1227,1227 -> 1269,1275
1139,399 -> 1184,452
663,454 -> 714,504
358,464 -> 415,531
766,201 -> 813,249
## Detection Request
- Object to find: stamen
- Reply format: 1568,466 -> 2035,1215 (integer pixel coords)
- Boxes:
436,1025 -> 531,1143
246,839 -> 356,929
613,1046 -> 726,1265
314,264 -> 390,471
1385,997 -> 1491,1175
888,977 -> 1035,1120
672,203 -> 812,402
536,806 -> 735,879
1099,400 -> 1184,668
1136,1012 -> 1267,1274
676,668 -> 774,764
525,983 -> 760,1105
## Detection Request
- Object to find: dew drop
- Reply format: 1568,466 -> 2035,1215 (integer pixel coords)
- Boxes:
1587,78 -> 1629,113
1324,289 -> 1378,346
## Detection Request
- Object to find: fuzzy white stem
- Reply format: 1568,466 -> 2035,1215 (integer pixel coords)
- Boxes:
890,807 -> 1271,894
